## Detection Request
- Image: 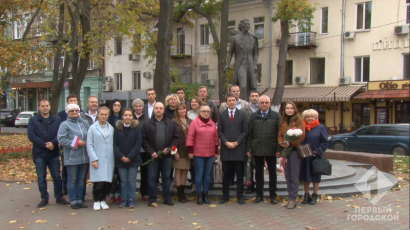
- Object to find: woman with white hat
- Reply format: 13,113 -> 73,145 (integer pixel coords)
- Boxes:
58,104 -> 90,209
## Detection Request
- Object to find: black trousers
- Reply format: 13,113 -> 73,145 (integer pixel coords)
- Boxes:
93,182 -> 111,202
222,161 -> 244,198
254,155 -> 277,197
139,152 -> 151,196
109,167 -> 120,195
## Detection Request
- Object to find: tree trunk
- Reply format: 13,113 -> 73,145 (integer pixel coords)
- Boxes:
49,1 -> 67,115
271,21 -> 289,112
68,0 -> 91,110
154,0 -> 174,103
217,0 -> 229,103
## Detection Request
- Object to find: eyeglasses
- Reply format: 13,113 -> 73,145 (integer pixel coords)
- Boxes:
200,111 -> 211,114
259,102 -> 270,104
69,110 -> 79,113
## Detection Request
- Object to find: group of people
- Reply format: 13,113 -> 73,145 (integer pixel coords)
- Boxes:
27,84 -> 328,211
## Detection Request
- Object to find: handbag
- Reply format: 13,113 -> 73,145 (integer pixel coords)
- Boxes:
211,160 -> 223,184
310,156 -> 332,176
297,144 -> 313,158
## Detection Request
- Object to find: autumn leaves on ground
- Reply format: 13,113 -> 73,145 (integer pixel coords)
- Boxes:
0,134 -> 409,182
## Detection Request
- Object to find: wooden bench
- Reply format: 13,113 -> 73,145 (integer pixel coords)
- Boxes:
324,149 -> 393,172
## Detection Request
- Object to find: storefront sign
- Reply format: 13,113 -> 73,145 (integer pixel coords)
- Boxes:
368,80 -> 410,90
376,108 -> 387,124
373,39 -> 410,50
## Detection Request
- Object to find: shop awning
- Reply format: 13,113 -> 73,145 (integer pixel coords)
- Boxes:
354,89 -> 410,99
11,82 -> 52,89
259,85 -> 363,102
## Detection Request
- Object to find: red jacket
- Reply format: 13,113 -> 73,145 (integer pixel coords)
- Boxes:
186,116 -> 219,157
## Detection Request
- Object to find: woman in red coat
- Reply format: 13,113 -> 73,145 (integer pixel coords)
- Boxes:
186,105 -> 219,205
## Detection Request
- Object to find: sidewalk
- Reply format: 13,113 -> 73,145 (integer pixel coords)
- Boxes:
0,180 -> 408,230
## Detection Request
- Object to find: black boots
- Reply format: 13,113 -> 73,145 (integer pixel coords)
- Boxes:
177,186 -> 187,203
309,193 -> 318,205
203,192 -> 211,204
219,195 -> 229,204
197,192 -> 203,205
302,192 -> 310,204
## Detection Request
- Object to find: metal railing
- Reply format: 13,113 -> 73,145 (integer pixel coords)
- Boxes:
170,44 -> 192,57
288,32 -> 317,47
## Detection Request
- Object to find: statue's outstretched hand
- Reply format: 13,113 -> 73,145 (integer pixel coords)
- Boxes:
223,65 -> 229,72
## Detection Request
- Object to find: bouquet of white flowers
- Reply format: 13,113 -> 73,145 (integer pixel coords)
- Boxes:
282,128 -> 303,158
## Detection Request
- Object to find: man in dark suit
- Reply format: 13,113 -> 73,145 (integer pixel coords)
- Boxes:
217,93 -> 248,204
142,88 -> 156,119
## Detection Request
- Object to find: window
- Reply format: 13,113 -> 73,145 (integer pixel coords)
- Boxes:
254,17 -> 265,40
395,101 -> 410,123
115,73 -> 122,91
87,50 -> 95,70
310,58 -> 325,84
227,20 -> 235,41
200,24 -> 209,46
176,28 -> 185,54
403,53 -> 409,79
356,126 -> 376,135
285,61 -> 293,85
356,2 -> 372,30
321,7 -> 328,34
14,20 -> 22,39
310,104 -> 326,124
407,0 -> 410,24
352,103 -> 370,127
133,72 -> 141,90
199,65 -> 208,83
256,64 -> 262,84
376,126 -> 396,136
115,37 -> 122,55
354,56 -> 370,82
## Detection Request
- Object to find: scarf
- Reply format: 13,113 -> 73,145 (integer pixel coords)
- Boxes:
249,102 -> 259,113
198,115 -> 210,124
304,119 -> 320,132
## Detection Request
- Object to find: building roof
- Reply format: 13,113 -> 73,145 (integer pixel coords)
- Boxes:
259,85 -> 363,102
354,89 -> 410,99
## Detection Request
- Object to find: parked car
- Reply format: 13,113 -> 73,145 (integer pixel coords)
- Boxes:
328,124 -> 410,156
1,108 -> 20,126
15,111 -> 37,128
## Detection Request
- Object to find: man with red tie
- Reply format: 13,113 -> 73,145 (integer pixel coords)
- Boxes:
217,93 -> 249,204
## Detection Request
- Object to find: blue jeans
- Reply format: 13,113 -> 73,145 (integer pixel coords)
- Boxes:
147,157 -> 172,202
33,156 -> 63,202
66,163 -> 88,205
117,167 -> 138,201
193,156 -> 214,194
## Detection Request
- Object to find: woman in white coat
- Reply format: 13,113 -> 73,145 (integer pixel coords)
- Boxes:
86,106 -> 115,211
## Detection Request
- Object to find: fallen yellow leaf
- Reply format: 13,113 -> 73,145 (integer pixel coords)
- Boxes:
306,227 -> 317,230
6,184 -> 9,186
195,226 -> 203,229
24,204 -> 29,207
209,205 -> 216,208
145,223 -> 153,226
180,217 -> 185,220
167,211 -> 171,214
19,227 -> 25,229
9,220 -> 17,224
71,213 -> 76,215
31,211 -> 37,213
22,188 -> 30,190
97,228 -> 104,230
396,199 -> 403,202
193,213 -> 196,215
192,223 -> 198,225
128,221 -> 138,224
126,209 -> 135,212
39,208 -> 46,210
150,203 -> 158,208
35,220 -> 47,224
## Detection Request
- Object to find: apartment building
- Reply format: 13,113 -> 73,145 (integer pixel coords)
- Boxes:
102,0 -> 410,128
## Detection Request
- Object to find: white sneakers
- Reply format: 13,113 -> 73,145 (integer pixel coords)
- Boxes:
100,200 -> 109,210
93,201 -> 101,211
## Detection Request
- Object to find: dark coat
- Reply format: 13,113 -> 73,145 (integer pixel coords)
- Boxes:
58,109 -> 84,122
114,119 -> 142,168
27,113 -> 61,158
133,112 -> 149,154
207,100 -> 219,124
142,103 -> 155,119
218,109 -> 248,161
245,109 -> 282,156
299,124 -> 329,183
79,111 -> 96,125
164,106 -> 175,120
141,116 -> 179,158
174,119 -> 192,158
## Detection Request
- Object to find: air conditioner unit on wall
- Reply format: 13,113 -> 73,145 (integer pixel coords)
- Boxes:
339,77 -> 351,85
104,76 -> 112,82
344,31 -> 355,39
143,72 -> 151,78
294,76 -> 305,84
102,83 -> 112,92
394,25 -> 409,35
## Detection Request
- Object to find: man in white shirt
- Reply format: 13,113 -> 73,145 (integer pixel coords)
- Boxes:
219,85 -> 252,121
80,96 -> 98,125
143,88 -> 156,119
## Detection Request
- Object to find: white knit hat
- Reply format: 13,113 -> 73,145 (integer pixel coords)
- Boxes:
65,104 -> 80,114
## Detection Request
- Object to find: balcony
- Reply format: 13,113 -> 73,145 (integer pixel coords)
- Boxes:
170,44 -> 192,58
288,32 -> 317,49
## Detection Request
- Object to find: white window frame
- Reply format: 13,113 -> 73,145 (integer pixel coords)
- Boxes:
14,20 -> 22,39
87,50 -> 95,70
406,0 -> 410,24
115,37 -> 122,55
403,53 -> 410,79
34,16 -> 43,37
253,17 -> 265,40
355,1 -> 372,31
199,65 -> 208,83
320,7 -> 329,34
200,24 -> 209,46
354,56 -> 370,83
133,71 -> 141,90
115,73 -> 122,91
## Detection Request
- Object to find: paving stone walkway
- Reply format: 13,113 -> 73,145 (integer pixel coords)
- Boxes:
0,179 -> 408,230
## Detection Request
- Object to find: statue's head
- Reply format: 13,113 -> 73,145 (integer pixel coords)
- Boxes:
238,18 -> 250,32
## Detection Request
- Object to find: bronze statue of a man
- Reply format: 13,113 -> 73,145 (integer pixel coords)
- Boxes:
224,18 -> 259,100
